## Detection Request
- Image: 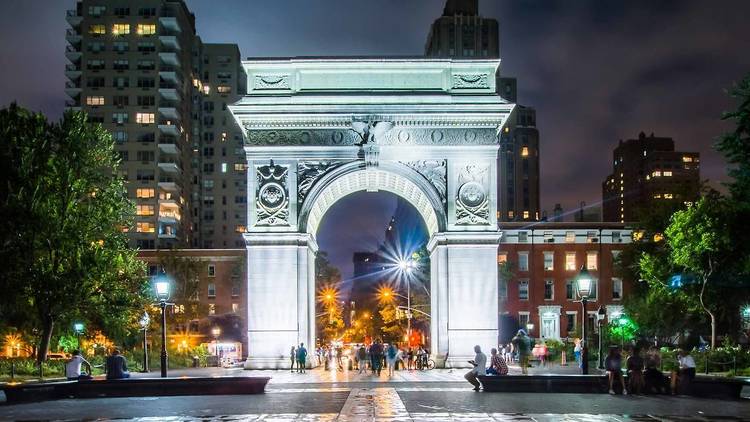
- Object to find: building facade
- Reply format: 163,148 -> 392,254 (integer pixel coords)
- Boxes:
425,1 -> 541,222
498,223 -> 632,342
64,0 -> 247,249
602,132 -> 700,222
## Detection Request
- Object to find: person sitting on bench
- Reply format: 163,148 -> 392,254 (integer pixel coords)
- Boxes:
66,350 -> 93,381
486,348 -> 508,375
105,349 -> 130,379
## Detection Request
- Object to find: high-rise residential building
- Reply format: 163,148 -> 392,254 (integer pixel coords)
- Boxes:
64,0 -> 247,249
602,132 -> 700,222
425,1 -> 541,222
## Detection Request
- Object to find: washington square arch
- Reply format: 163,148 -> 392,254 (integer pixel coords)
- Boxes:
229,58 -> 515,369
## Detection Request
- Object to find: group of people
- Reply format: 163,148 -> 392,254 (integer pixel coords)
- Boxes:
295,340 -> 430,376
464,345 -> 510,391
64,348 -> 131,381
289,343 -> 308,373
605,346 -> 696,395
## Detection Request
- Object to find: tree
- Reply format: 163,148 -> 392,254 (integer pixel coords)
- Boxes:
0,105 -> 148,361
716,75 -> 750,206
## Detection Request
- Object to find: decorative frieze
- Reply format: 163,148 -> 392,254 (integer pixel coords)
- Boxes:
402,160 -> 447,205
253,74 -> 291,90
245,128 -> 498,146
451,73 -> 490,89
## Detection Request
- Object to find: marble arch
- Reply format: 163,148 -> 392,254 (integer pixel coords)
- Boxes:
229,58 -> 515,368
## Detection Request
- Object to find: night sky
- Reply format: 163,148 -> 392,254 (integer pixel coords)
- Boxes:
1,0 -> 748,277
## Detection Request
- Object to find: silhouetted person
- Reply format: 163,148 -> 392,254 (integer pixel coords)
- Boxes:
105,349 -> 130,380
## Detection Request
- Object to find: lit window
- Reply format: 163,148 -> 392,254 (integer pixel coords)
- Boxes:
136,112 -> 155,124
234,163 -> 247,172
207,283 -> 216,298
497,252 -> 508,264
565,252 -> 576,271
653,194 -> 662,199
664,193 -> 673,199
86,96 -> 105,106
221,163 -> 227,173
663,171 -> 672,177
523,210 -> 530,219
652,170 -> 662,177
136,205 -> 154,216
208,264 -> 216,277
521,146 -> 529,157
208,304 -> 215,315
543,252 -> 554,271
137,24 -> 156,35
112,23 -> 130,35
232,303 -> 239,313
518,280 -> 529,301
518,252 -> 529,271
217,85 -> 231,94
586,252 -> 598,270
136,188 -> 155,198
612,278 -> 623,300
202,85 -> 211,95
682,156 -> 693,162
89,24 -> 106,35
565,231 -> 575,243
136,222 -> 155,233
508,210 -> 515,219
235,225 -> 246,233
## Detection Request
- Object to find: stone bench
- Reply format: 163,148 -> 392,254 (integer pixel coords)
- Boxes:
1,376 -> 270,404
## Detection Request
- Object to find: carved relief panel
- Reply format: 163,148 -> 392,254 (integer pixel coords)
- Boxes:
402,159 -> 447,207
255,161 -> 290,226
455,163 -> 491,226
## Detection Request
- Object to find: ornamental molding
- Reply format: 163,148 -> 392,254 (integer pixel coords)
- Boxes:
451,73 -> 490,89
402,160 -> 447,205
455,164 -> 490,225
253,74 -> 291,90
239,115 -> 504,131
297,160 -> 348,204
245,128 -> 498,146
255,161 -> 289,226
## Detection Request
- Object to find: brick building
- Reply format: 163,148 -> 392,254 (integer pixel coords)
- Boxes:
498,223 -> 632,343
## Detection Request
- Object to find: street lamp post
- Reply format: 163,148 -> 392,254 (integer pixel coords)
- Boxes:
398,259 -> 417,345
154,274 -> 173,378
597,306 -> 606,369
576,266 -> 593,375
73,322 -> 84,350
140,312 -> 150,373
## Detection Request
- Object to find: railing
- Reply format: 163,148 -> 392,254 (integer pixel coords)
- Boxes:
65,64 -> 81,71
66,28 -> 79,37
66,9 -> 80,17
65,45 -> 80,53
158,83 -> 180,90
65,81 -> 80,89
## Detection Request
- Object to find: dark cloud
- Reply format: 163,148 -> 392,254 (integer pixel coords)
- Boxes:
1,0 -> 747,258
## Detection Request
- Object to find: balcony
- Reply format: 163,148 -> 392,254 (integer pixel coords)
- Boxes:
158,157 -> 181,173
158,16 -> 181,32
159,35 -> 180,51
65,28 -> 82,45
159,67 -> 181,84
158,86 -> 180,101
65,63 -> 81,80
158,52 -> 180,67
158,121 -> 180,137
65,45 -> 81,62
65,99 -> 81,112
158,208 -> 181,223
158,105 -> 180,121
158,178 -> 181,192
64,81 -> 81,97
66,9 -> 82,26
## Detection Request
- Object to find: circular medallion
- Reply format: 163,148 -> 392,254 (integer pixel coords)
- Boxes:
398,130 -> 410,143
267,131 -> 278,144
458,181 -> 486,208
464,130 -> 477,143
300,131 -> 312,144
430,130 -> 444,143
331,131 -> 344,144
259,182 -> 286,211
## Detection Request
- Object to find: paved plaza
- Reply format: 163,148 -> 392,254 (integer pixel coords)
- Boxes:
2,367 -> 750,421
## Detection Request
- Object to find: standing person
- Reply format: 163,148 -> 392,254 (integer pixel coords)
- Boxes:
65,350 -> 93,381
406,348 -> 414,370
370,339 -> 384,376
464,345 -> 487,391
505,343 -> 514,363
574,339 -> 582,368
511,329 -> 531,375
290,346 -> 296,373
540,342 -> 548,367
296,342 -> 307,373
626,347 -> 645,395
357,344 -> 368,374
386,343 -> 399,377
670,349 -> 696,395
105,349 -> 130,380
605,347 -> 627,395
486,348 -> 508,375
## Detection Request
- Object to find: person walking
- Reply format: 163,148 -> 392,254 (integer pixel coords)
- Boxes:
357,344 -> 368,374
464,345 -> 487,391
605,347 -> 627,395
511,329 -> 532,375
486,347 -> 508,375
290,346 -> 296,373
296,342 -> 307,373
386,343 -> 399,377
370,339 -> 384,376
670,349 -> 696,395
